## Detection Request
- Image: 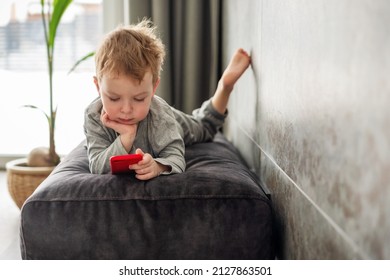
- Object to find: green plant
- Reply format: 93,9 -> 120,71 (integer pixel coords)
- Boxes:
25,0 -> 73,166
68,51 -> 95,75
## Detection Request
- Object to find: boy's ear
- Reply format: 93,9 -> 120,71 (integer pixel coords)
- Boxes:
152,78 -> 160,95
93,76 -> 100,96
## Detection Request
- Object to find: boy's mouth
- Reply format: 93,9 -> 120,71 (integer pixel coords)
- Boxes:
118,118 -> 135,124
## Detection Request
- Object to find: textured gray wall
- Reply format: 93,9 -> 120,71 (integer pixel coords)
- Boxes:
222,0 -> 390,259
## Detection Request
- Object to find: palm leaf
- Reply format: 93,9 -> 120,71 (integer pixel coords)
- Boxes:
48,0 -> 73,48
22,105 -> 50,124
68,51 -> 95,75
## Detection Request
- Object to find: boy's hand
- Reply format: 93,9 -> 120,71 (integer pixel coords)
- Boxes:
101,110 -> 137,151
130,148 -> 170,180
100,110 -> 137,135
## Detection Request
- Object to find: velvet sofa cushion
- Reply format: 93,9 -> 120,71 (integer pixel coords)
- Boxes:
20,133 -> 274,259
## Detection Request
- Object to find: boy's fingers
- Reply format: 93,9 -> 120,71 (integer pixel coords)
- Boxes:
135,173 -> 152,181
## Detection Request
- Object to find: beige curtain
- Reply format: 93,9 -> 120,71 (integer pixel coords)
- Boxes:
126,0 -> 222,113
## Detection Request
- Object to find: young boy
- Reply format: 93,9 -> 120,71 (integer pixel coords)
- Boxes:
84,19 -> 251,180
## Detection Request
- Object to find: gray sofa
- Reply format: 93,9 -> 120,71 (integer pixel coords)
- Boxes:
20,133 -> 274,259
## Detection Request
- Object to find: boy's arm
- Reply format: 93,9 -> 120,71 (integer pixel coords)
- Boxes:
153,128 -> 186,174
125,118 -> 185,180
154,145 -> 186,174
148,106 -> 186,175
84,108 -> 128,174
130,123 -> 186,177
126,96 -> 186,176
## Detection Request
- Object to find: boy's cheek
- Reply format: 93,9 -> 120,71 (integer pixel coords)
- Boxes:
101,106 -> 114,120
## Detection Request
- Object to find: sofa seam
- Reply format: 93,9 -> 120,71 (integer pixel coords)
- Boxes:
25,194 -> 269,203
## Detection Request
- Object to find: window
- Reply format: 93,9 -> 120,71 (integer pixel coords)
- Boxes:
0,0 -> 103,162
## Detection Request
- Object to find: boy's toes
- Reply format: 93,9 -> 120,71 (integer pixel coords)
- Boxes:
238,48 -> 249,57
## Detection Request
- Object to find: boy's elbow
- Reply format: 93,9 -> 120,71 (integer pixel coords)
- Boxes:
89,159 -> 109,174
170,161 -> 186,174
155,157 -> 185,175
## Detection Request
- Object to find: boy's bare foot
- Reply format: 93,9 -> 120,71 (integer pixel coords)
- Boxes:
211,48 -> 251,115
221,48 -> 251,90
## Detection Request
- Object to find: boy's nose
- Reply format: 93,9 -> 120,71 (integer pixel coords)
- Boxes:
121,102 -> 133,114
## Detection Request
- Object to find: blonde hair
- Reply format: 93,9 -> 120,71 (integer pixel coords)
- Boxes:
95,19 -> 165,85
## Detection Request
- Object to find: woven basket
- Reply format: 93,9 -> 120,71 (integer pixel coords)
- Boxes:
6,158 -> 55,209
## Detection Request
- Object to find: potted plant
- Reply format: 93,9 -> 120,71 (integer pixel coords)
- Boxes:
6,0 -> 73,208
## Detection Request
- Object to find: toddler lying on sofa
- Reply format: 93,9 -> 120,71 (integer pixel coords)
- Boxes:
84,19 -> 251,180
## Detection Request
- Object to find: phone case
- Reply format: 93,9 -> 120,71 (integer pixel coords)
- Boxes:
110,154 -> 143,174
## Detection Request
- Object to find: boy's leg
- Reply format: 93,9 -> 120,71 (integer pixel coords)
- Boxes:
172,100 -> 225,146
174,48 -> 251,146
211,48 -> 251,115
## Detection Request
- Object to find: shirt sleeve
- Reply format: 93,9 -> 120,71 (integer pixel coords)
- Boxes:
146,96 -> 186,174
83,99 -> 128,174
153,134 -> 186,175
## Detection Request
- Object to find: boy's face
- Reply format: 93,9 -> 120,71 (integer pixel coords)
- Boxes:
94,71 -> 159,125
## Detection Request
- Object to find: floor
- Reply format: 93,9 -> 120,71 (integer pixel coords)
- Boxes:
0,171 -> 22,259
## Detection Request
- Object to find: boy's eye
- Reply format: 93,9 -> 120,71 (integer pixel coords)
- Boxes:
134,97 -> 145,102
109,97 -> 119,102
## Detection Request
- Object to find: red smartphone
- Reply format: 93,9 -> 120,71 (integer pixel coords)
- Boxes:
110,154 -> 143,174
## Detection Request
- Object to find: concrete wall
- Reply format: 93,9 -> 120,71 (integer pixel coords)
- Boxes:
222,0 -> 390,259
